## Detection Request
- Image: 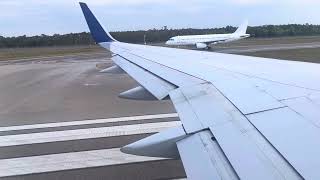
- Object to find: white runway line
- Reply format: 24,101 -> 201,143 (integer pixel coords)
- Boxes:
0,148 -> 165,177
0,113 -> 178,132
0,121 -> 180,147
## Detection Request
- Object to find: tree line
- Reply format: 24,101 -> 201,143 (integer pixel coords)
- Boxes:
1,24 -> 320,48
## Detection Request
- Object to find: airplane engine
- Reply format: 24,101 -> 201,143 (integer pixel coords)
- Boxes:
195,43 -> 207,49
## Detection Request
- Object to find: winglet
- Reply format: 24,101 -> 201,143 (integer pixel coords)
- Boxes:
79,2 -> 115,43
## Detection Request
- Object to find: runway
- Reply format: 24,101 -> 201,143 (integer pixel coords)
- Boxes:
0,53 -> 185,180
1,39 -> 319,180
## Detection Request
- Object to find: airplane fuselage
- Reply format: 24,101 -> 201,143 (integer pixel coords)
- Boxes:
166,33 -> 250,48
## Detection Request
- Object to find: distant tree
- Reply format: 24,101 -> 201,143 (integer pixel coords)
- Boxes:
1,24 -> 320,48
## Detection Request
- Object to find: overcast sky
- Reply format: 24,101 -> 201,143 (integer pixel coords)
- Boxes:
0,0 -> 319,37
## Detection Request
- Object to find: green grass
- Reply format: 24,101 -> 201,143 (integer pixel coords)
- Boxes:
153,36 -> 320,48
0,45 -> 104,61
215,36 -> 320,47
240,48 -> 320,63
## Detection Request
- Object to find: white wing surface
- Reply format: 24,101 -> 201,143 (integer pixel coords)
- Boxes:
80,3 -> 320,180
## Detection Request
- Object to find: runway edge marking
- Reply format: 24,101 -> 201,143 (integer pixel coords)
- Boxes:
0,148 -> 165,177
0,121 -> 181,147
0,113 -> 178,132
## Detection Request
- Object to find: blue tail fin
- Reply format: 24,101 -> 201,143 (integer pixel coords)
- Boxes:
79,2 -> 115,43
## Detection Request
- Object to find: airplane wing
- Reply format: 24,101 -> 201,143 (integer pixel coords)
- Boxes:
80,3 -> 320,180
200,39 -> 228,45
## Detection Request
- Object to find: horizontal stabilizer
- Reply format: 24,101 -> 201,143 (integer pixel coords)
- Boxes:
100,65 -> 125,74
119,86 -> 158,101
121,125 -> 187,158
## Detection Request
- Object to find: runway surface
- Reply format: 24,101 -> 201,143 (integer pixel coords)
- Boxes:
1,40 -> 319,180
0,53 -> 185,180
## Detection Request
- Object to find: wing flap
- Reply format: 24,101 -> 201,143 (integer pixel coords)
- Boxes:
112,55 -> 176,100
169,83 -> 236,133
169,88 -> 204,133
177,131 -> 238,180
209,122 -> 283,180
171,83 -> 301,180
282,97 -> 320,127
248,107 -> 320,180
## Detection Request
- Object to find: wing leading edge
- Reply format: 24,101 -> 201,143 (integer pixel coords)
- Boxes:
80,3 -> 320,180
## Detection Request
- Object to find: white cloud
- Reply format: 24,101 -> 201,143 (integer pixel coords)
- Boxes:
0,0 -> 178,6
224,0 -> 320,6
0,0 -> 318,7
0,0 -> 319,36
228,0 -> 270,5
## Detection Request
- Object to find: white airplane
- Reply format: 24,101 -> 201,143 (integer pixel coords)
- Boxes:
165,21 -> 250,49
80,3 -> 320,180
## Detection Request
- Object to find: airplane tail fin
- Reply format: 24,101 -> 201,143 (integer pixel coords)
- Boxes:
234,20 -> 248,35
79,2 -> 115,43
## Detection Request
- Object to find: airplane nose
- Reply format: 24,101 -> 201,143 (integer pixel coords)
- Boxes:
165,41 -> 169,45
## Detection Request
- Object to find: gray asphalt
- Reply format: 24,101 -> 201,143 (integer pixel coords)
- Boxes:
0,54 -> 175,127
3,160 -> 185,180
0,134 -> 151,159
0,53 -> 184,180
